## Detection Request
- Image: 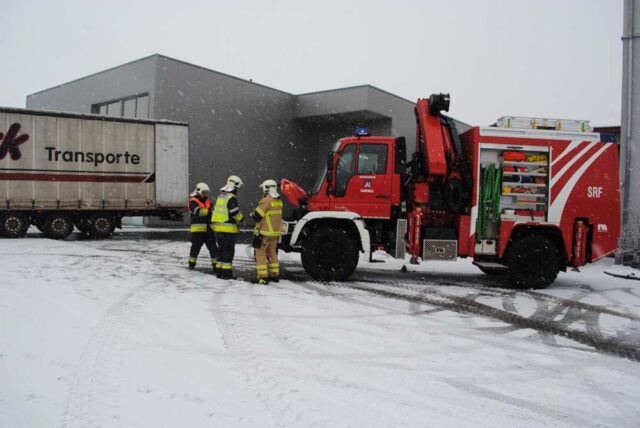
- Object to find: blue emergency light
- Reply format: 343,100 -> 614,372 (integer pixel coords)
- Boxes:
355,127 -> 369,136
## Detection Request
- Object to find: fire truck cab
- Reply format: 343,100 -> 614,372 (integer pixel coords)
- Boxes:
280,95 -> 620,289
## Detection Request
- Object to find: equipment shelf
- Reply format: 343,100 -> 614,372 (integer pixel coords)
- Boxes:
503,161 -> 548,166
502,172 -> 547,177
502,202 -> 546,207
501,193 -> 545,197
509,183 -> 547,188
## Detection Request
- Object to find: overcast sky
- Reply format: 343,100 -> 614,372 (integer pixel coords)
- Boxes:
0,0 -> 623,126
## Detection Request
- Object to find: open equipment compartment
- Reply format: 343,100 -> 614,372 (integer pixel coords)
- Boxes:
500,146 -> 550,222
475,144 -> 551,256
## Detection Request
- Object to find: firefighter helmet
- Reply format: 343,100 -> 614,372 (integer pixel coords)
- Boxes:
226,175 -> 244,191
195,182 -> 210,196
259,179 -> 278,193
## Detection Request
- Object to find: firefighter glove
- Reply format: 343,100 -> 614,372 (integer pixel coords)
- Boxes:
200,208 -> 209,217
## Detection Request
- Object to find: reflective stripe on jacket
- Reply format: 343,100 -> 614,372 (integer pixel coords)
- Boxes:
211,191 -> 243,234
251,195 -> 283,237
189,196 -> 211,233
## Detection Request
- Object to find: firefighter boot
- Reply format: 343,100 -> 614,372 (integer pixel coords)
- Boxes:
188,257 -> 196,270
221,268 -> 233,280
268,275 -> 279,283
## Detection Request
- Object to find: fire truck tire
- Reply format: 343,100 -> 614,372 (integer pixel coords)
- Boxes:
88,213 -> 116,239
42,213 -> 74,240
0,212 -> 30,238
506,235 -> 560,289
301,226 -> 359,281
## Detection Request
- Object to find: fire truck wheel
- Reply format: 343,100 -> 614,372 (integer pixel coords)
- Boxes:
0,212 -> 30,238
42,213 -> 74,240
301,226 -> 359,281
88,213 -> 116,239
506,235 -> 560,289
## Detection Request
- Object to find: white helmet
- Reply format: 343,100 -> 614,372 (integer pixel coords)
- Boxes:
224,175 -> 243,192
260,179 -> 278,193
195,182 -> 210,196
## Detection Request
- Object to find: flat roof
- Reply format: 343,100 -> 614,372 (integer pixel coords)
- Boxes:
28,54 -> 414,104
0,106 -> 188,126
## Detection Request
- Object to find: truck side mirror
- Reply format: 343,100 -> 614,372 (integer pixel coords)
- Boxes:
326,152 -> 334,187
325,152 -> 335,195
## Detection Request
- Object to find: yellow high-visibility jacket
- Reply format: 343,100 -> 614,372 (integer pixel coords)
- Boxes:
250,194 -> 283,237
211,191 -> 244,234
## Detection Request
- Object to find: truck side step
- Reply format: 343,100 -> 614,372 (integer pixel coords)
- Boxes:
394,219 -> 407,259
473,261 -> 509,271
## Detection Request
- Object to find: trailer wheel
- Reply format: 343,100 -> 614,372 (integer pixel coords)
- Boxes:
89,213 -> 116,239
43,214 -> 74,240
506,235 -> 560,289
0,212 -> 30,238
301,226 -> 359,281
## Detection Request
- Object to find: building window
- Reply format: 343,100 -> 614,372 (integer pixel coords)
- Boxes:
107,101 -> 122,116
123,98 -> 136,117
92,93 -> 150,118
136,95 -> 149,118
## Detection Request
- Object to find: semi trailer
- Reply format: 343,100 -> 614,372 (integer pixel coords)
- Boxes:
279,94 -> 620,289
0,107 -> 188,239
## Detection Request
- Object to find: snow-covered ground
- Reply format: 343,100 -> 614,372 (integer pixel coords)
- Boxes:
1,232 -> 640,427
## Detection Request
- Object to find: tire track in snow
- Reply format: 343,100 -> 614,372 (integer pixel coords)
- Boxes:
247,281 -> 430,426
336,281 -> 640,363
211,282 -> 312,427
61,282 -> 153,428
282,278 -> 593,426
61,243 -> 173,428
273,264 -> 640,424
347,279 -> 640,423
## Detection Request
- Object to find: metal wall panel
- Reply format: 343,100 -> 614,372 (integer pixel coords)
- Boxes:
155,123 -> 189,207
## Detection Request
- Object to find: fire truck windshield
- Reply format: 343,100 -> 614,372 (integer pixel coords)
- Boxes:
310,165 -> 327,195
310,141 -> 342,195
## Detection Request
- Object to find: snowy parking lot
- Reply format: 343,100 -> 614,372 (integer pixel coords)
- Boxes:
2,231 -> 640,427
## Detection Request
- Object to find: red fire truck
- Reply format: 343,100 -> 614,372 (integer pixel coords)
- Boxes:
279,94 -> 620,289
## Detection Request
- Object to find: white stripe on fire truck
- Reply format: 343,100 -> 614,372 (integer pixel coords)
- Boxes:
550,141 -> 598,188
551,140 -> 582,165
548,143 -> 611,223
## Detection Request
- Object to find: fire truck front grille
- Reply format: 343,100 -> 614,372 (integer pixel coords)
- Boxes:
423,239 -> 457,261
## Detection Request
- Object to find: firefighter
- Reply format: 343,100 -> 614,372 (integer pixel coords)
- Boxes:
188,182 -> 217,270
250,179 -> 283,285
211,175 -> 244,279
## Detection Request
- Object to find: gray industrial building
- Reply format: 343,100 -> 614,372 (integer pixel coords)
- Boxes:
27,54 -> 453,215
